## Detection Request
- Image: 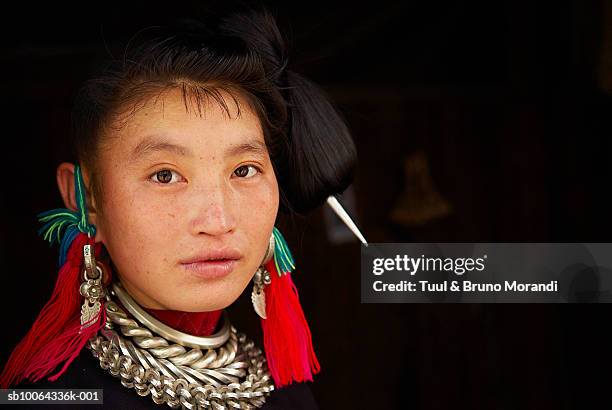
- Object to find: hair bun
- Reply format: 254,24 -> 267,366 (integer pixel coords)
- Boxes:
278,70 -> 358,214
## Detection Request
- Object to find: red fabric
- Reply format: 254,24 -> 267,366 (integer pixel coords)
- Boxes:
261,259 -> 320,387
0,233 -> 107,388
144,308 -> 223,337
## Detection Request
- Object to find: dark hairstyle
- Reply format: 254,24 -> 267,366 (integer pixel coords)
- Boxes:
71,6 -> 357,215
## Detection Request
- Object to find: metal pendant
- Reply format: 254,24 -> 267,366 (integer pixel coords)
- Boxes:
251,267 -> 271,319
252,288 -> 267,319
79,244 -> 105,333
81,299 -> 101,328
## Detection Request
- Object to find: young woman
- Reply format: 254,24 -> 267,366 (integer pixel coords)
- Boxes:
0,6 -> 359,409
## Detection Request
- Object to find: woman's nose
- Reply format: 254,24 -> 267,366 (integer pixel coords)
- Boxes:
188,182 -> 237,237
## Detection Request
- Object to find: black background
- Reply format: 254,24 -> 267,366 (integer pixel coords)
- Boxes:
1,1 -> 611,408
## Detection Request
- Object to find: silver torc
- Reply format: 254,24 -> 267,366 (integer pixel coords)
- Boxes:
112,282 -> 231,350
87,287 -> 275,409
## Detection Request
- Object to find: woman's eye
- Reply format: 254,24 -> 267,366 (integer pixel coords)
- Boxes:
234,165 -> 260,179
150,169 -> 183,184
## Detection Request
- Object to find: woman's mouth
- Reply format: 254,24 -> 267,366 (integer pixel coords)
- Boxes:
180,248 -> 243,279
180,258 -> 239,279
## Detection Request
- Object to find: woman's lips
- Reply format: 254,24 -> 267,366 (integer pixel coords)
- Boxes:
181,259 -> 239,279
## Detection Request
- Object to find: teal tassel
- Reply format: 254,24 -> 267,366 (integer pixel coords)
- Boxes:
272,226 -> 296,276
37,164 -> 96,266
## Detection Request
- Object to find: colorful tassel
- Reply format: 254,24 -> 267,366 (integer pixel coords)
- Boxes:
0,164 -> 106,388
272,226 -> 296,275
261,228 -> 320,387
37,164 -> 96,267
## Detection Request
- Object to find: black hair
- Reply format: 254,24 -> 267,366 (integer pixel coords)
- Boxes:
71,5 -> 357,215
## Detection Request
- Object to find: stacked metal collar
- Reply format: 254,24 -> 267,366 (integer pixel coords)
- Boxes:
87,282 -> 274,409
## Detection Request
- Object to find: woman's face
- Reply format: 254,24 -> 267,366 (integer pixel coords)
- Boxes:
90,88 -> 279,312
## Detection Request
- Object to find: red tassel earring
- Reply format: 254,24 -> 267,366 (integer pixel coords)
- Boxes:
251,227 -> 320,388
0,164 -> 109,388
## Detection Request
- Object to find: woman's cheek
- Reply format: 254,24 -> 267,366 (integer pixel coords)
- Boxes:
250,180 -> 278,234
105,185 -> 172,243
131,198 -> 178,237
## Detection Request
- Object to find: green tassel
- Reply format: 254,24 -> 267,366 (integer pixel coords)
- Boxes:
37,164 -> 96,266
272,226 -> 296,276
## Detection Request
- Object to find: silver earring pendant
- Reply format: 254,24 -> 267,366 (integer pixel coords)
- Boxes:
251,267 -> 271,319
251,234 -> 275,319
79,244 -> 105,332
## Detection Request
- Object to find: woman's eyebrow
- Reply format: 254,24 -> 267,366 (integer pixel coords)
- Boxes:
130,137 -> 192,161
225,140 -> 268,158
129,136 -> 267,161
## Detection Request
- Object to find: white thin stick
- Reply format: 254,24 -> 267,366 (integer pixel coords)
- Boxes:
326,195 -> 368,247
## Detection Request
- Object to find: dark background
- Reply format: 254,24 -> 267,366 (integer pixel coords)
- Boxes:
1,0 -> 611,408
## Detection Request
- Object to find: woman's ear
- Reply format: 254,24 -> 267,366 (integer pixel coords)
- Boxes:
56,162 -> 78,212
56,162 -> 105,242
